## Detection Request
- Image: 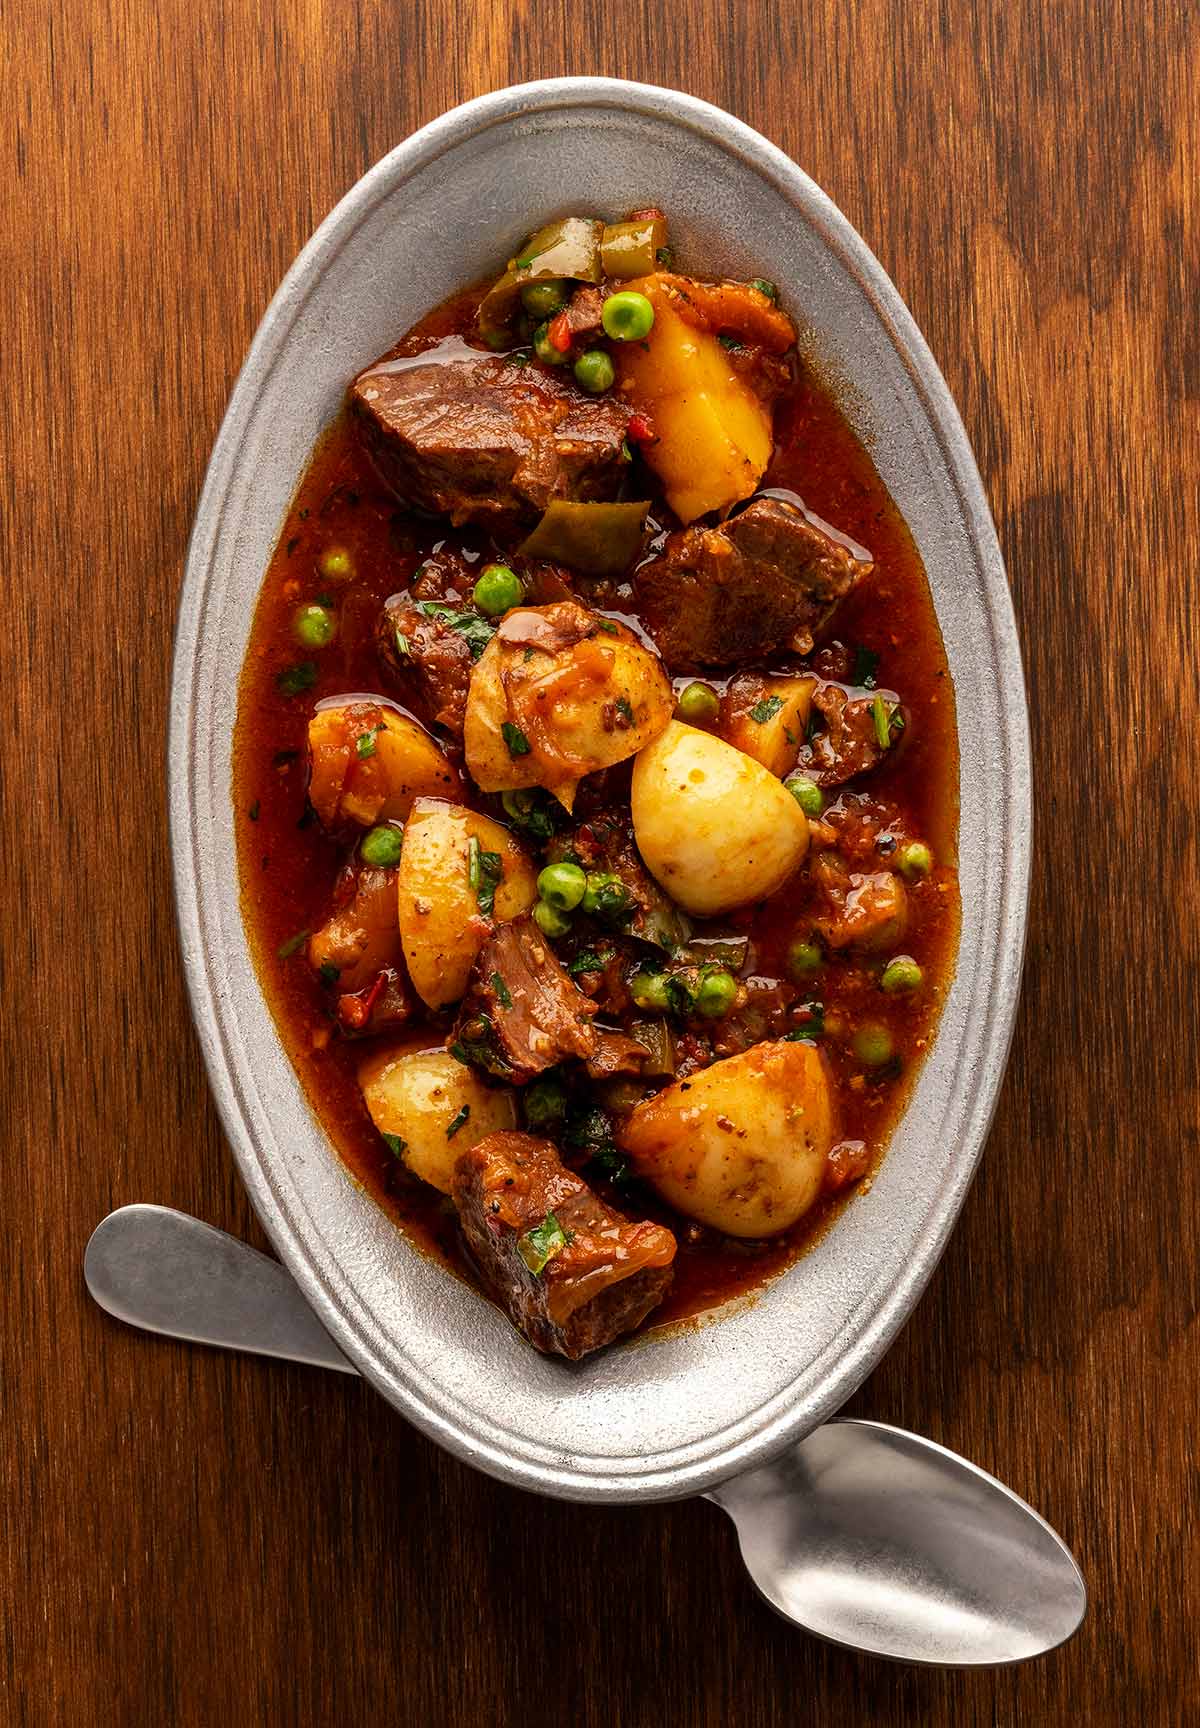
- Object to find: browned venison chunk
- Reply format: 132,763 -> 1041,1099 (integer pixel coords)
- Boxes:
454,914 -> 646,1085
452,1132 -> 676,1358
377,595 -> 476,736
634,494 -> 872,671
802,682 -> 888,786
351,351 -> 632,533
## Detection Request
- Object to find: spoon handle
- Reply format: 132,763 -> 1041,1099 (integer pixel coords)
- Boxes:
84,1205 -> 358,1375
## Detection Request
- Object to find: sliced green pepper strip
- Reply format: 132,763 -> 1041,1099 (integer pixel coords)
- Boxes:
518,500 -> 650,578
477,217 -> 604,344
600,217 -> 668,278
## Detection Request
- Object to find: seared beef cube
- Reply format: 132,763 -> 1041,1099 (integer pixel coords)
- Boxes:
351,352 -> 632,534
452,1132 -> 676,1358
378,593 -> 476,735
453,915 -> 646,1084
561,284 -> 606,343
634,494 -> 872,670
803,682 -> 891,786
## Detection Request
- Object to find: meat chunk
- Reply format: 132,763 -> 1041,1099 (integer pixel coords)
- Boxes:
351,350 -> 632,533
378,594 -> 476,735
307,863 -> 413,1035
802,683 -> 890,785
634,494 -> 872,670
453,915 -> 646,1085
810,853 -> 909,952
452,1131 -> 676,1358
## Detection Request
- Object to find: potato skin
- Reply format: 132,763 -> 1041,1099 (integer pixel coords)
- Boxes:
630,721 -> 809,915
464,606 -> 673,808
722,674 -> 815,778
307,702 -> 460,829
616,1040 -> 836,1237
612,275 -> 774,522
358,1047 -> 517,1193
396,799 -> 537,1008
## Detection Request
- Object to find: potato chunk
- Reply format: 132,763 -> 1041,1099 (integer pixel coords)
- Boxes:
307,701 -> 460,830
721,673 -> 815,778
631,721 -> 809,915
358,1047 -> 518,1194
396,799 -> 537,1009
613,275 -> 775,522
464,602 -> 673,810
617,1040 -> 836,1237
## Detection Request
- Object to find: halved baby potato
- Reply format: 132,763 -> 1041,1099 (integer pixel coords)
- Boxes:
463,603 -> 673,810
396,799 -> 537,1009
307,701 -> 460,829
617,1039 -> 836,1237
631,721 -> 809,915
721,674 -> 815,779
358,1047 -> 518,1194
612,275 -> 775,522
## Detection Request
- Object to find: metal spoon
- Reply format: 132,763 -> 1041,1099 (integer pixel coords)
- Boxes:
85,1205 -> 1086,1665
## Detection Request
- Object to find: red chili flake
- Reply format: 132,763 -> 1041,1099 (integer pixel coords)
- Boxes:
548,312 -> 572,353
626,413 -> 654,444
337,969 -> 387,1030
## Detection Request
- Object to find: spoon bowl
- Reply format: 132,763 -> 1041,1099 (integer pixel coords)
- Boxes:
709,1420 -> 1087,1665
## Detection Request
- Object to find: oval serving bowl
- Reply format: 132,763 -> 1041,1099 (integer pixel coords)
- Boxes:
170,78 -> 1030,1503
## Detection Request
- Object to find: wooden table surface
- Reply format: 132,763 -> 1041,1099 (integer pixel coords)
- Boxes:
5,2 -> 1197,1722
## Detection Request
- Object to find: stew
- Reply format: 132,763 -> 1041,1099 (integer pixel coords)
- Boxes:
234,208 -> 960,1360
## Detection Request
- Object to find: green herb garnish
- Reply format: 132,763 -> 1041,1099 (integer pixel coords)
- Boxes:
467,835 -> 504,916
317,960 -> 340,987
785,1000 -> 826,1042
248,800 -> 260,821
615,695 -> 635,724
276,661 -> 318,696
516,1212 -> 571,1276
356,728 -> 380,759
276,929 -> 310,960
871,695 -> 903,749
491,972 -> 513,1010
851,644 -> 880,688
381,1132 -> 407,1159
445,1105 -> 470,1139
501,721 -> 531,757
416,602 -> 495,660
749,695 -> 784,724
567,949 -> 614,976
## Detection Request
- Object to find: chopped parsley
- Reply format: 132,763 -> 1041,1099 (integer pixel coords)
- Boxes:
444,1105 -> 470,1139
317,960 -> 340,987
871,695 -> 904,750
467,836 -> 504,916
416,602 -> 495,660
501,721 -> 531,757
516,1212 -> 571,1276
355,726 -> 382,759
751,277 -> 779,303
749,694 -> 784,724
717,333 -> 744,352
450,1014 -> 515,1079
276,929 -> 310,960
393,630 -> 412,659
586,1148 -> 635,1188
567,948 -> 614,976
276,661 -> 318,696
596,619 -> 618,635
851,644 -> 880,688
490,972 -> 513,1010
381,1132 -> 407,1159
614,695 -> 635,724
248,800 -> 260,822
655,245 -> 675,269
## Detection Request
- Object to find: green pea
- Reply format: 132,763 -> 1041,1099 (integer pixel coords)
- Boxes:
319,546 -> 353,580
581,871 -> 630,918
537,861 -> 587,912
532,898 -> 572,939
881,956 -> 923,994
694,968 -> 737,1018
360,825 -> 403,869
533,321 -> 569,366
897,840 -> 934,879
853,1023 -> 894,1068
751,278 -> 779,303
573,349 -> 616,394
601,290 -> 655,342
520,278 -> 569,319
785,774 -> 824,818
787,938 -> 823,980
631,971 -> 674,1014
292,603 -> 337,650
675,681 -> 720,725
473,563 -> 523,616
524,1075 -> 568,1130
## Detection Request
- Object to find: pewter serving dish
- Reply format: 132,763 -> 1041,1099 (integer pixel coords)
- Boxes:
170,78 -> 1030,1502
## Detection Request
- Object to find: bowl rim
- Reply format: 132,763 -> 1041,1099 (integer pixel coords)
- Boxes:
170,76 -> 1031,1501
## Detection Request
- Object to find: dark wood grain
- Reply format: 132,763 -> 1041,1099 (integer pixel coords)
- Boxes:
3,2 -> 1197,1722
